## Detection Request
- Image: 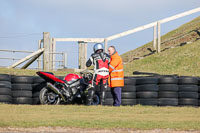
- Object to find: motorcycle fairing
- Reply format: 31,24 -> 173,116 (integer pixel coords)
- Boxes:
37,71 -> 65,83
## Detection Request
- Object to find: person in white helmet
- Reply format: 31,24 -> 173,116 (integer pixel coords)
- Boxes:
86,43 -> 110,105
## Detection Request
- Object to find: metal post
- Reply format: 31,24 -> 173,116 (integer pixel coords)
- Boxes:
157,22 -> 161,53
104,39 -> 108,53
43,32 -> 51,70
153,24 -> 157,51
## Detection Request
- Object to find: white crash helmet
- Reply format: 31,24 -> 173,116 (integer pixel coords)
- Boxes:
93,43 -> 104,53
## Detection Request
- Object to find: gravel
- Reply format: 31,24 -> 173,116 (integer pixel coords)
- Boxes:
0,127 -> 200,133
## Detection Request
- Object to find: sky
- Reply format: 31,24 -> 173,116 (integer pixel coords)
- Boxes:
0,0 -> 200,69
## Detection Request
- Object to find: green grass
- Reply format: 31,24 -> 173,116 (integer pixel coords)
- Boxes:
122,16 -> 200,63
0,67 -> 75,76
124,39 -> 200,76
0,104 -> 199,130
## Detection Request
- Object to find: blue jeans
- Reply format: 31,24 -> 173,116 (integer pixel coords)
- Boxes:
111,87 -> 121,106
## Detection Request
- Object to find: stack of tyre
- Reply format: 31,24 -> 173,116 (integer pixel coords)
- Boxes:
199,78 -> 200,106
158,76 -> 179,106
136,77 -> 158,106
32,76 -> 46,105
121,77 -> 136,106
104,88 -> 114,106
0,74 -> 12,104
11,76 -> 33,104
178,77 -> 199,106
104,77 -> 137,106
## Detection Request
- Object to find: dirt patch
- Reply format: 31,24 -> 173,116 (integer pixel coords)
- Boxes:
0,127 -> 199,133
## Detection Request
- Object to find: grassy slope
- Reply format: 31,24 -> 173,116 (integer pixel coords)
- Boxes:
124,40 -> 200,76
122,16 -> 200,62
0,104 -> 200,130
122,16 -> 200,76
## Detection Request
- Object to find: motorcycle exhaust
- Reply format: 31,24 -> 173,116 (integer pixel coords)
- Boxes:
47,83 -> 66,102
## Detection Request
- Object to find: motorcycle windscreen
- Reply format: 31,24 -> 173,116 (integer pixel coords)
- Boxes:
37,71 -> 65,83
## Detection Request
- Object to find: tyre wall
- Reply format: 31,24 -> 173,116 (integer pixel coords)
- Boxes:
0,74 -> 199,106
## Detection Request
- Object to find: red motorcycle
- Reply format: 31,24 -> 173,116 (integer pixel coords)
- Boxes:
36,70 -> 99,105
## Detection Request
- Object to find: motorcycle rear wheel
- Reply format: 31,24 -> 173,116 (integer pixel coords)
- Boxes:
40,87 -> 61,105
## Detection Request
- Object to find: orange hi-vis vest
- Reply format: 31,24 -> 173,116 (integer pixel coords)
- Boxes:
108,52 -> 124,88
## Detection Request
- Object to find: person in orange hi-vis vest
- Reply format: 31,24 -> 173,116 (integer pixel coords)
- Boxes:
108,46 -> 124,106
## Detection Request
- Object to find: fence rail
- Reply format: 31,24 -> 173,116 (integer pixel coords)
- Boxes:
0,49 -> 67,70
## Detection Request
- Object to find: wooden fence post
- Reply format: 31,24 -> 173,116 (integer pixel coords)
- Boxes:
52,38 -> 56,70
157,22 -> 161,53
153,24 -> 157,51
78,41 -> 87,69
43,32 -> 51,70
104,39 -> 108,53
38,39 -> 42,70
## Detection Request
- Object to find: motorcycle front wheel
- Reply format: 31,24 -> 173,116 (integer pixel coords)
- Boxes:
39,87 -> 61,105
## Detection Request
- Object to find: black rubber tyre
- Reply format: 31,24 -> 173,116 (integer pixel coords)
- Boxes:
137,99 -> 158,106
179,98 -> 198,106
106,87 -> 111,92
33,76 -> 45,83
158,98 -> 178,106
0,88 -> 12,95
178,85 -> 198,92
121,99 -> 136,106
12,91 -> 32,97
159,84 -> 178,92
32,92 -> 40,98
122,85 -> 136,92
136,92 -> 158,99
0,95 -> 12,103
12,97 -> 32,104
136,84 -> 158,92
136,77 -> 158,85
124,77 -> 136,85
32,82 -> 46,92
0,81 -> 11,88
0,74 -> 11,81
198,86 -> 200,92
158,92 -> 178,98
121,92 -> 136,99
11,76 -> 33,84
104,98 -> 113,106
179,92 -> 199,99
12,84 -> 32,91
178,77 -> 198,85
158,76 -> 178,84
32,98 -> 40,105
105,92 -> 113,98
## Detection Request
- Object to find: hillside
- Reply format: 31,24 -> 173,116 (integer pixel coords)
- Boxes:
122,16 -> 200,76
122,16 -> 200,63
124,39 -> 200,76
